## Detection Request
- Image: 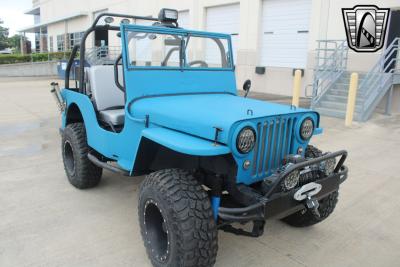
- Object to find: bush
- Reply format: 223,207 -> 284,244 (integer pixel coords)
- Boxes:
0,51 -> 77,64
0,54 -> 31,64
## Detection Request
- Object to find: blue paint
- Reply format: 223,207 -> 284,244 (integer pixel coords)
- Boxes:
61,23 -> 323,188
314,127 -> 323,135
211,196 -> 221,221
141,127 -> 230,156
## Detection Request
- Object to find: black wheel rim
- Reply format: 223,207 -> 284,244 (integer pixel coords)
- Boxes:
144,199 -> 170,262
64,141 -> 75,175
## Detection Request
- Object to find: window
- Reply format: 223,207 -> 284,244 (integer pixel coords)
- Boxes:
57,34 -> 65,52
69,32 -> 84,48
35,32 -> 40,52
49,36 -> 53,52
126,31 -> 183,67
125,29 -> 232,69
185,35 -> 230,68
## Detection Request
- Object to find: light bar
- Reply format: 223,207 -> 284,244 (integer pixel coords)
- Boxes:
158,8 -> 178,23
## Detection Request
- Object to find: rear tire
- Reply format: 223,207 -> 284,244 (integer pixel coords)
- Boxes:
62,123 -> 102,189
138,169 -> 218,267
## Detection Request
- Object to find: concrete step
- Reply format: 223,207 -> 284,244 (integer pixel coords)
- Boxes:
314,107 -> 346,119
319,100 -> 363,112
323,94 -> 365,104
331,82 -> 350,88
326,89 -> 365,98
341,72 -> 367,78
314,106 -> 361,121
331,82 -> 368,92
337,77 -> 365,83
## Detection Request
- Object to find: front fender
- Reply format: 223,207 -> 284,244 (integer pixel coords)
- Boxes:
141,127 -> 230,156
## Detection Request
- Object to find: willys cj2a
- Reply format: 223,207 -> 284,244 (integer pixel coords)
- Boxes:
51,8 -> 348,267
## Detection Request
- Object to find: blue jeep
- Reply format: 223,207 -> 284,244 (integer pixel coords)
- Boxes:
53,9 -> 348,267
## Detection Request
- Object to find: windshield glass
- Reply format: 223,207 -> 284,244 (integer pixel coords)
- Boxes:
124,30 -> 232,69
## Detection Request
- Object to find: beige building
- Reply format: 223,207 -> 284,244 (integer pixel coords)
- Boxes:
20,0 -> 400,117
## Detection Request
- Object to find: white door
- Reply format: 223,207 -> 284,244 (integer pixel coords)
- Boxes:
259,0 -> 311,68
206,4 -> 240,64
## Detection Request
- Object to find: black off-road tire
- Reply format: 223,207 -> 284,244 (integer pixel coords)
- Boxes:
61,123 -> 102,189
138,169 -> 218,267
281,191 -> 339,227
282,145 -> 338,227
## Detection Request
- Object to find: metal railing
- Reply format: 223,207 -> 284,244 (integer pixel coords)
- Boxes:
311,40 -> 348,108
17,46 -> 122,65
85,46 -> 122,66
358,37 -> 400,120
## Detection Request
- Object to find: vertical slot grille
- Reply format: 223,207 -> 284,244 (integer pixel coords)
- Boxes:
252,116 -> 295,178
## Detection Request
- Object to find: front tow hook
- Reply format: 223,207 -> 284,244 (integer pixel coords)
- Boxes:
294,182 -> 323,218
305,196 -> 320,218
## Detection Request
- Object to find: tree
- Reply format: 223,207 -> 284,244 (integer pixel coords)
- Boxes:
0,18 -> 10,50
8,34 -> 24,53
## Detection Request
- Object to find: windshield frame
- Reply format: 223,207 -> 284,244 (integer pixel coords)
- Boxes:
121,24 -> 234,71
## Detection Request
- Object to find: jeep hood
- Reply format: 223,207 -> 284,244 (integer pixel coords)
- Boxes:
131,94 -> 314,144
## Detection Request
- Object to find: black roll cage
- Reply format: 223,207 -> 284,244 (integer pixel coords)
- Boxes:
65,12 -> 230,94
65,13 -> 159,93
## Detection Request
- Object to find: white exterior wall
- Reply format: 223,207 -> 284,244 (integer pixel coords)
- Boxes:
34,0 -> 400,97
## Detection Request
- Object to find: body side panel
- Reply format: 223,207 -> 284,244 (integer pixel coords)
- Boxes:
61,89 -> 143,171
141,127 -> 230,156
61,90 -> 231,173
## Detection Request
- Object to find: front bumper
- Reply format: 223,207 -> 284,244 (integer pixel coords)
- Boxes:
218,150 -> 348,223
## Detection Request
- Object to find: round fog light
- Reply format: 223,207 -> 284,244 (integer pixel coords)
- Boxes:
320,158 -> 336,176
284,170 -> 300,190
243,160 -> 251,170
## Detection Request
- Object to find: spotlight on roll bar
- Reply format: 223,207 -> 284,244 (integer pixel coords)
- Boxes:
121,18 -> 130,24
158,8 -> 178,24
104,16 -> 114,24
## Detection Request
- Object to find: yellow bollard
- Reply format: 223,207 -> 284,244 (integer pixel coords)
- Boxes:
345,73 -> 359,127
292,69 -> 302,107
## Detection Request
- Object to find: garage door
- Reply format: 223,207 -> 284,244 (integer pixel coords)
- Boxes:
259,0 -> 311,68
206,4 -> 240,64
178,10 -> 190,29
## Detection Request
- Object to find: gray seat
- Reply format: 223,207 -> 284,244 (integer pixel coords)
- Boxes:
87,65 -> 125,126
98,109 -> 125,125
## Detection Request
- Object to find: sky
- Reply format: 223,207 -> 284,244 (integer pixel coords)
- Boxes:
0,0 -> 35,44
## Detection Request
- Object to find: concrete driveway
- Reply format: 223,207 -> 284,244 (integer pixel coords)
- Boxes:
1,77 -> 399,267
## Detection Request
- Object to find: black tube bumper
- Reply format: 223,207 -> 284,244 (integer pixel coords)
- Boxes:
219,150 -> 348,222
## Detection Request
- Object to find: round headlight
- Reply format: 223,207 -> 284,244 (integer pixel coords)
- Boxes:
236,127 -> 256,154
300,118 -> 314,140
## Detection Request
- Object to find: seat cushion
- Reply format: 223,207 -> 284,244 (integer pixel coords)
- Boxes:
88,65 -> 124,111
99,109 -> 125,125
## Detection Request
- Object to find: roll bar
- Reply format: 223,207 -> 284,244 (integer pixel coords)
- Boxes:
64,12 -> 231,93
65,44 -> 80,89
91,13 -> 157,28
114,54 -> 124,92
65,13 -> 158,93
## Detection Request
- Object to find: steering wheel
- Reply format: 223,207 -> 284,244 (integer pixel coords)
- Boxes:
114,54 -> 124,92
188,60 -> 208,68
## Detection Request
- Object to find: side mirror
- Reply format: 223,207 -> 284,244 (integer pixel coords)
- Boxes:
243,79 -> 251,98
